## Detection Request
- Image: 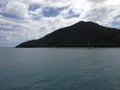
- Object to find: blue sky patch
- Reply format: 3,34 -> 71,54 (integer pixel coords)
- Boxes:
111,15 -> 120,28
112,22 -> 120,28
29,3 -> 41,11
0,12 -> 22,19
64,10 -> 80,19
43,6 -> 69,17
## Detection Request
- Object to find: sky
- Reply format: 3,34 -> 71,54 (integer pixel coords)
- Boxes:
0,0 -> 120,47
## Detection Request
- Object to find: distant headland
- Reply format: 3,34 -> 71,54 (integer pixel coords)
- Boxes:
16,21 -> 120,48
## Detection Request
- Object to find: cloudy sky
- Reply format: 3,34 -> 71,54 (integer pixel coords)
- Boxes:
0,0 -> 120,47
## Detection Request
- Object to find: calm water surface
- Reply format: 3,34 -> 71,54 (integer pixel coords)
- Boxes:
0,48 -> 120,90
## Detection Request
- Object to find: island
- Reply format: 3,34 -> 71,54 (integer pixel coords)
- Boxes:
16,21 -> 120,48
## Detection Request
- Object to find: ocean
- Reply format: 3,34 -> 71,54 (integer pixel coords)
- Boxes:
0,48 -> 120,90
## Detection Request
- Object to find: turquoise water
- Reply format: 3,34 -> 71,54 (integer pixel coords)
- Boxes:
0,48 -> 120,90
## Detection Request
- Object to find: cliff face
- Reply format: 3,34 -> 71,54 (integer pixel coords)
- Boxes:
16,21 -> 120,48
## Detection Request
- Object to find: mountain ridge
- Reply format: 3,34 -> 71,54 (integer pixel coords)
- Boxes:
16,21 -> 120,48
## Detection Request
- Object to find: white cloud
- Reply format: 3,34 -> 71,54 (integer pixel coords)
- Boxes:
4,1 -> 29,18
0,0 -> 120,47
86,0 -> 107,3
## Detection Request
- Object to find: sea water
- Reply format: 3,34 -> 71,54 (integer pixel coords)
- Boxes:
0,48 -> 120,90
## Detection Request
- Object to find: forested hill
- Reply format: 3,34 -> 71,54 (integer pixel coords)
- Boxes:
16,21 -> 120,47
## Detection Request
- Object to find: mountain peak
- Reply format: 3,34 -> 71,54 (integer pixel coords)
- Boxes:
16,21 -> 120,48
73,21 -> 100,27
